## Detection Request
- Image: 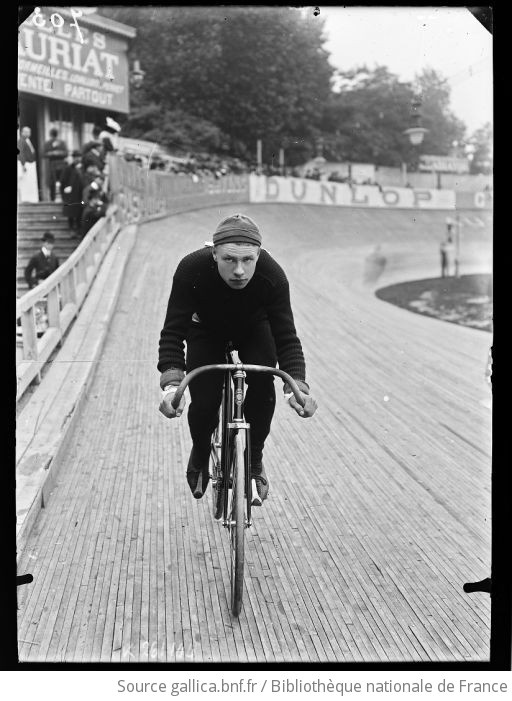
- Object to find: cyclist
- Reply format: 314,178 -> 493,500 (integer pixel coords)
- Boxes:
158,213 -> 317,503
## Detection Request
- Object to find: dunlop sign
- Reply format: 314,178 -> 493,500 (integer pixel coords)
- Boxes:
250,176 -> 456,210
18,9 -> 130,113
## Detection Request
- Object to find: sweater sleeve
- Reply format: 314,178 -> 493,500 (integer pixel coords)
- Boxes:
24,255 -> 37,288
157,263 -> 196,373
266,278 -> 306,384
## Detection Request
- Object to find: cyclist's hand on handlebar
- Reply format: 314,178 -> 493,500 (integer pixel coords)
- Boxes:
159,389 -> 186,419
159,369 -> 186,419
291,393 -> 317,417
284,380 -> 318,418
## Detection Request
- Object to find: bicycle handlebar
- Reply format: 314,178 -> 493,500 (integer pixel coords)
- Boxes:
170,364 -> 306,410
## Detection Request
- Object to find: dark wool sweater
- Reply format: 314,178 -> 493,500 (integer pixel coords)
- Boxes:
158,247 -> 306,382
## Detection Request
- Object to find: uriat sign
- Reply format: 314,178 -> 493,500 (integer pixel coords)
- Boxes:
18,10 -> 130,113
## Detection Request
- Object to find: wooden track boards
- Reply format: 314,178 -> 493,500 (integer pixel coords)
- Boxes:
17,204 -> 492,662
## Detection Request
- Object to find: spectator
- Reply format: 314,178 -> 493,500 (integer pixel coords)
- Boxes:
17,126 -> 39,203
100,116 -> 121,154
42,127 -> 68,201
82,163 -> 102,188
82,173 -> 107,205
82,126 -> 105,171
440,235 -> 455,278
60,149 -> 86,234
80,190 -> 107,239
24,232 -> 59,289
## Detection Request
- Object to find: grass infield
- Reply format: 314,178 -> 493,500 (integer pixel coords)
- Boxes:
375,273 -> 492,333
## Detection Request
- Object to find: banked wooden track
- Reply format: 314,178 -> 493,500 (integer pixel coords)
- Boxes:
17,204 -> 492,663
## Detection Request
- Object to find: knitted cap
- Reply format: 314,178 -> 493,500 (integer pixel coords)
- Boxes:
212,213 -> 262,246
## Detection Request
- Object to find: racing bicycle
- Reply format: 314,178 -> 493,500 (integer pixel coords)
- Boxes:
170,345 -> 306,616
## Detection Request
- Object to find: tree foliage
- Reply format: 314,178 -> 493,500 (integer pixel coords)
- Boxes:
99,6 -> 332,161
121,103 -> 228,154
413,68 -> 466,157
98,8 -> 483,168
321,66 -> 416,166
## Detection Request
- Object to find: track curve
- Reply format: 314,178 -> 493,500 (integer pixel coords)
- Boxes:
17,204 -> 492,663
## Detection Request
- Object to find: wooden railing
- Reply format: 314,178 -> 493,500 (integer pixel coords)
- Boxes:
16,155 -> 251,401
16,204 -> 123,400
107,154 -> 250,220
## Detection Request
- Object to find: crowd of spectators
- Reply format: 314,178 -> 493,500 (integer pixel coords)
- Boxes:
123,150 -> 250,181
119,147 -> 392,190
303,169 -> 383,188
60,125 -> 111,239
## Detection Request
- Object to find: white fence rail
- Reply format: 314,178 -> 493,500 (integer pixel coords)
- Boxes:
16,205 -> 123,400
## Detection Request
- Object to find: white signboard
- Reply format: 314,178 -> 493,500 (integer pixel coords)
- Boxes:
249,176 -> 456,210
419,155 -> 470,174
350,163 -> 376,183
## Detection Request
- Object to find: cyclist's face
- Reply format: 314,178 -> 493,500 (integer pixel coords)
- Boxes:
213,243 -> 260,289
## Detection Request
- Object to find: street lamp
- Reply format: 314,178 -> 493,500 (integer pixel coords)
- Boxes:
403,95 -> 428,146
130,60 -> 145,89
403,95 -> 428,185
464,142 -> 476,170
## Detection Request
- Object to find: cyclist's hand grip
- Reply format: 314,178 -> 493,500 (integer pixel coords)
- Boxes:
289,392 -> 317,417
160,392 -> 185,418
170,387 -> 186,411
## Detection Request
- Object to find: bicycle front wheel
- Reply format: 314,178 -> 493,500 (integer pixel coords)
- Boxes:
229,431 -> 245,617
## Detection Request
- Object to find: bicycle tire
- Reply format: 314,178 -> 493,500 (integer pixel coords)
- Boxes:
229,431 -> 245,617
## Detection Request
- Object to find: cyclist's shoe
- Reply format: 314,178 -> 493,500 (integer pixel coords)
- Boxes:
251,461 -> 268,506
186,446 -> 210,499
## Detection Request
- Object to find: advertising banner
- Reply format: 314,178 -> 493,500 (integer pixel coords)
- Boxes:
249,176 -> 456,210
455,190 -> 493,210
18,9 -> 130,113
419,155 -> 470,174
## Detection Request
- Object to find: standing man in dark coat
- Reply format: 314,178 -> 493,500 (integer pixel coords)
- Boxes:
24,232 -> 59,289
42,128 -> 68,201
82,126 -> 105,172
60,150 -> 86,233
79,190 -> 107,239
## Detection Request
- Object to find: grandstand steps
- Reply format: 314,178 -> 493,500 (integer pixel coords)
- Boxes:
17,203 -> 81,295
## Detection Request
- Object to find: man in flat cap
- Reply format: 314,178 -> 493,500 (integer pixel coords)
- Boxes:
158,213 -> 317,505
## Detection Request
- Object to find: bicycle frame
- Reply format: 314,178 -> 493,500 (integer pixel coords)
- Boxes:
217,349 -> 252,527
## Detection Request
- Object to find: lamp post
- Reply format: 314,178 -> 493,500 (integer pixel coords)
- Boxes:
256,139 -> 263,175
403,94 -> 428,185
454,213 -> 462,278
